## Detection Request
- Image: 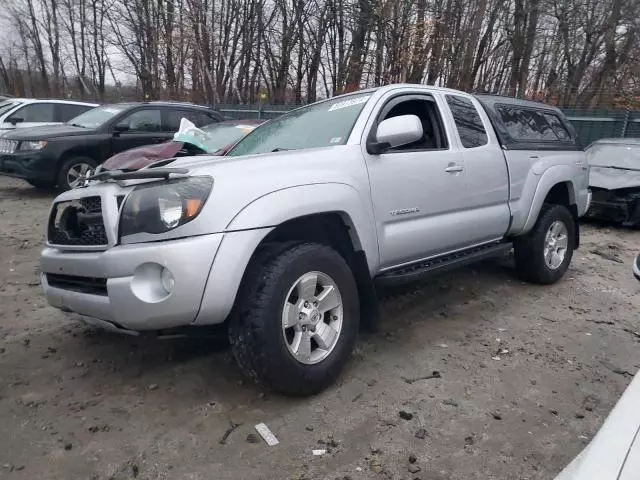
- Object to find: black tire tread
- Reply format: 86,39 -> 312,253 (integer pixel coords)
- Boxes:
57,156 -> 97,191
229,242 -> 359,396
514,203 -> 575,285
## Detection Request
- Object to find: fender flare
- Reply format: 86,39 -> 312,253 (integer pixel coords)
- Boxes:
521,165 -> 577,234
226,182 -> 380,274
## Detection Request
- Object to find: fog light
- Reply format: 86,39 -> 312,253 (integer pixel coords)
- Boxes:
161,267 -> 175,293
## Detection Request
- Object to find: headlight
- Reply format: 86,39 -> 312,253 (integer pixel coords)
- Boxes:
19,140 -> 47,151
119,176 -> 213,237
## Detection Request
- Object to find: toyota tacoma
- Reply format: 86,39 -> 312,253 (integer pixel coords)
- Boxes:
40,85 -> 591,396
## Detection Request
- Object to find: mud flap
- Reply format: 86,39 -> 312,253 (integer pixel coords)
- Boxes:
571,204 -> 580,249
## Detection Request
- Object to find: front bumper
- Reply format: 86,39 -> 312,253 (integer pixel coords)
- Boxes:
41,233 -> 224,331
585,188 -> 640,225
0,151 -> 56,182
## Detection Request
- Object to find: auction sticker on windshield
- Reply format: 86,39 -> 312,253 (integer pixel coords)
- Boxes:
328,96 -> 371,112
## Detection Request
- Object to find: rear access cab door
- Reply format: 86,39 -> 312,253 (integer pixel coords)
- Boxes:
361,88 -> 510,270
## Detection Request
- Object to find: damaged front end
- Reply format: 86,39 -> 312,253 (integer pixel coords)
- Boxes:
587,186 -> 640,227
586,139 -> 640,227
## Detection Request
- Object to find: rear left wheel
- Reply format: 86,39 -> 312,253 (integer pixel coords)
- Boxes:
514,204 -> 575,284
229,242 -> 360,396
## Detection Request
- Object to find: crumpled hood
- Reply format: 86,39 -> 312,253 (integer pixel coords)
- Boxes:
589,166 -> 640,190
587,141 -> 640,190
103,142 -> 185,171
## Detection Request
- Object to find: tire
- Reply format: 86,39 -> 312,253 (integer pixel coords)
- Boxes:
57,156 -> 97,191
229,242 -> 360,396
514,203 -> 575,285
26,179 -> 53,189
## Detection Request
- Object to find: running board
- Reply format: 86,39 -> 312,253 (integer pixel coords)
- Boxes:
375,242 -> 513,287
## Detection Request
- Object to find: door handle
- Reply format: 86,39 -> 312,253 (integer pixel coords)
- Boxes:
445,164 -> 464,173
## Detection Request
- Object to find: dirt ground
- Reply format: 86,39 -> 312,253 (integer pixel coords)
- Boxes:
1,175 -> 639,480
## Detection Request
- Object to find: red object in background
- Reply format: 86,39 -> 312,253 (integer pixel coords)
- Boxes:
101,119 -> 265,171
102,142 -> 187,171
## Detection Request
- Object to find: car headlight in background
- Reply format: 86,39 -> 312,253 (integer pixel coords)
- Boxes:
18,140 -> 48,151
119,176 -> 213,237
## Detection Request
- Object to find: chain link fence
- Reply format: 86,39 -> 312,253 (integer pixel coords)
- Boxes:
217,103 -> 640,146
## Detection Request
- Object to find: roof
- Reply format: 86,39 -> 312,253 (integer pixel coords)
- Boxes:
474,93 -> 561,111
0,98 -> 97,106
218,119 -> 265,126
589,138 -> 640,146
145,101 -> 217,110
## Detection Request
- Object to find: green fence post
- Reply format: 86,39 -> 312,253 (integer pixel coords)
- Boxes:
621,109 -> 630,138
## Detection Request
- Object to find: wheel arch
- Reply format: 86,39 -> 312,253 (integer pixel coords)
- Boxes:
518,167 -> 580,247
225,183 -> 380,274
195,185 -> 381,331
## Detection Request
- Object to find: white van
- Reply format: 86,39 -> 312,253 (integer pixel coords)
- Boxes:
0,98 -> 97,134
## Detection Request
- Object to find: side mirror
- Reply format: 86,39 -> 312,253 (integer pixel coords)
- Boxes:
113,123 -> 130,133
369,115 -> 423,154
9,117 -> 24,125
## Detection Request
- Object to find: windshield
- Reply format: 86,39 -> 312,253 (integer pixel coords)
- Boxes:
0,101 -> 20,118
200,123 -> 257,152
227,93 -> 372,156
67,104 -> 130,129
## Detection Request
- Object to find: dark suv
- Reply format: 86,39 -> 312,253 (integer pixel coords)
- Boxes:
0,102 -> 222,190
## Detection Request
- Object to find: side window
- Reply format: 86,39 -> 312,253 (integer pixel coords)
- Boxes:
543,113 -> 572,141
164,109 -> 203,131
379,97 -> 448,151
56,104 -> 93,122
446,95 -> 488,148
497,106 -> 558,142
199,112 -> 220,127
119,109 -> 162,132
9,103 -> 55,123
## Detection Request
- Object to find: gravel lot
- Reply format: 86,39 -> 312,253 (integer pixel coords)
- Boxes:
1,175 -> 639,480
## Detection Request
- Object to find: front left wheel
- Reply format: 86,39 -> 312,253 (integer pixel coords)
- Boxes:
57,156 -> 97,191
229,242 -> 360,396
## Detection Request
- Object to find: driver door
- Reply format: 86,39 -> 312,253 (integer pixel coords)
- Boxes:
110,108 -> 170,155
363,93 -> 471,269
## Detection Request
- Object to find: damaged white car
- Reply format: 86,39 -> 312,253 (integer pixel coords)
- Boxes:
586,138 -> 640,227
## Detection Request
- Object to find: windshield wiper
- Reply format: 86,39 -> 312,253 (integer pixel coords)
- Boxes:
68,123 -> 86,128
271,147 -> 290,152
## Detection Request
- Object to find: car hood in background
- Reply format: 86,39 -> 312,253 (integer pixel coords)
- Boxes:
0,124 -> 92,140
102,142 -> 187,171
555,371 -> 640,480
589,166 -> 640,190
587,140 -> 640,190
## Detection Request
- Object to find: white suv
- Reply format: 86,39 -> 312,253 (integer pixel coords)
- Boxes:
0,98 -> 97,134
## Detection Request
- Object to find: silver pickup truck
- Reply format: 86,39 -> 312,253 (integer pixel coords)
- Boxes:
40,84 -> 591,395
